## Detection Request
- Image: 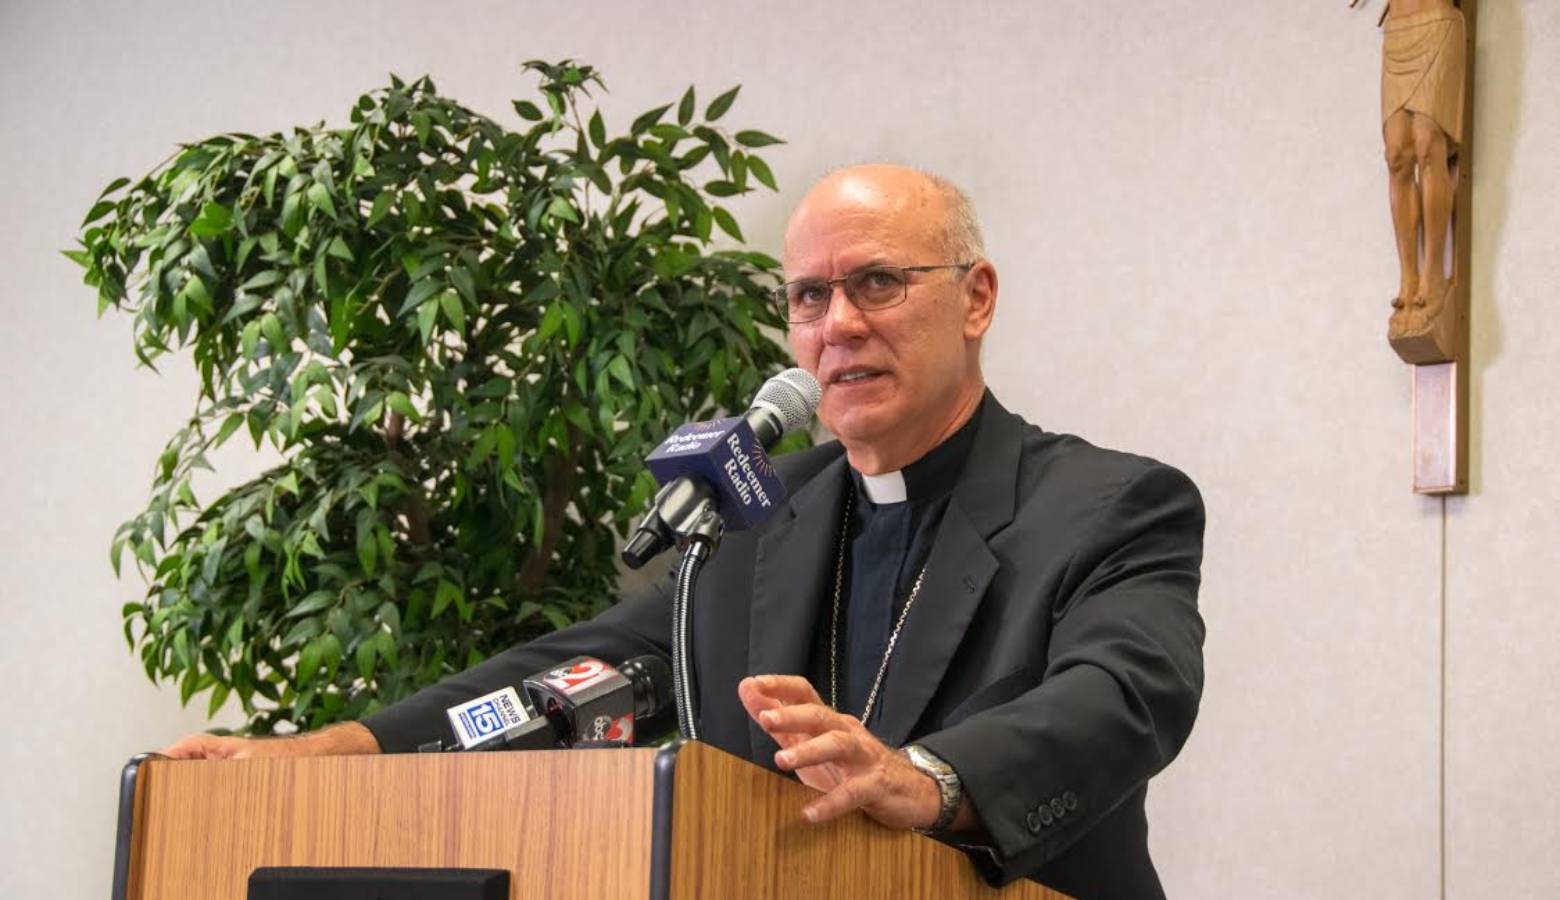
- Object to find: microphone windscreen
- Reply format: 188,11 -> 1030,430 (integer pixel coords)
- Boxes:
752,368 -> 821,434
620,655 -> 674,718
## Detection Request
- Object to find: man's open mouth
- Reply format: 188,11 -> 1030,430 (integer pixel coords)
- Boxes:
832,369 -> 886,385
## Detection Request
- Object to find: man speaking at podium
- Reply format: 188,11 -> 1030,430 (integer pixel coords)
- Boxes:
164,164 -> 1206,900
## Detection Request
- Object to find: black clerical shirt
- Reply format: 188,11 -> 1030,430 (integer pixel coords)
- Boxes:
812,395 -> 985,734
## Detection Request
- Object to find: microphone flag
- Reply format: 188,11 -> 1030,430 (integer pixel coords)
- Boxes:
445,686 -> 539,750
643,417 -> 785,530
526,656 -> 638,746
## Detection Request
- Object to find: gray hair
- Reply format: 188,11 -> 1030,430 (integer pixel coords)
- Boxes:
923,171 -> 986,264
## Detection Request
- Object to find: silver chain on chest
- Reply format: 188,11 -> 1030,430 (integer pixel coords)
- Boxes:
828,489 -> 928,725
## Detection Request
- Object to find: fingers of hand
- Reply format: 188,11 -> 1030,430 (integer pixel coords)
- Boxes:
167,734 -> 255,760
737,677 -> 782,721
794,750 -> 940,829
775,729 -> 867,772
158,734 -> 216,759
803,770 -> 890,824
759,701 -> 848,736
742,674 -> 823,707
743,677 -> 837,756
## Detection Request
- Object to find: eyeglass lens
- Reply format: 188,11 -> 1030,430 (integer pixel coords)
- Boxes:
783,266 -> 908,322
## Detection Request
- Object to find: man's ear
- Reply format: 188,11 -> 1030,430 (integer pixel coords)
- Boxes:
962,260 -> 998,341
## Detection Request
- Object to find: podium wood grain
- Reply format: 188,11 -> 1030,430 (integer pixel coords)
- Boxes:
123,742 -> 1069,899
127,749 -> 656,900
665,743 -> 1068,900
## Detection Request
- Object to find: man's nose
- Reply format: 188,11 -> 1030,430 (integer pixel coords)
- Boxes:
820,283 -> 869,342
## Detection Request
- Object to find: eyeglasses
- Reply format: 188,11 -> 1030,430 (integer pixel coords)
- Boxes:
771,263 -> 973,324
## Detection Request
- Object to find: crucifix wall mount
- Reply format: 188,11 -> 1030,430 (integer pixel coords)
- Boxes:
1353,0 -> 1476,495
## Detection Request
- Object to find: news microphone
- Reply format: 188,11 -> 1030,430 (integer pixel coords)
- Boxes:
523,655 -> 673,747
441,685 -> 562,752
622,368 -> 821,568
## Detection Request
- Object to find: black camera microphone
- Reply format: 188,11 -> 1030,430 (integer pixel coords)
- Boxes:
523,655 -> 673,747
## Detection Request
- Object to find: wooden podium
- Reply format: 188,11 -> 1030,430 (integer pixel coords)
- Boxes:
112,740 -> 1071,899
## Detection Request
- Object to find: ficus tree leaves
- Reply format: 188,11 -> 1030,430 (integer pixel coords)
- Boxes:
69,59 -> 795,734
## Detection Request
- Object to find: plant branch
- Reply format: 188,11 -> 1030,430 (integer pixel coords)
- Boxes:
383,411 -> 434,546
515,425 -> 579,597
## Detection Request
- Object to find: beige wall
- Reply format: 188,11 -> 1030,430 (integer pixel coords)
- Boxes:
1,1 -> 1555,897
1445,3 -> 1560,896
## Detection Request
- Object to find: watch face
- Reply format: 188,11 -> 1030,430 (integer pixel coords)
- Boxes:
909,746 -> 953,780
905,746 -> 961,832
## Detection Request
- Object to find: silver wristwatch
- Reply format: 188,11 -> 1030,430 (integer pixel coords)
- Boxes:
902,743 -> 963,834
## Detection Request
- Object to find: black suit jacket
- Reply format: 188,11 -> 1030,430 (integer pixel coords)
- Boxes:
364,395 -> 1206,900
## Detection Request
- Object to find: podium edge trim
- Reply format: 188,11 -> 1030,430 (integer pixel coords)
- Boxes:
649,740 -> 686,900
112,753 -> 156,900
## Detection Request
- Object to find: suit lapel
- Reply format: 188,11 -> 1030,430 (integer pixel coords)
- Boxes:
744,394 -> 1029,756
873,396 -> 1026,748
872,501 -> 997,748
747,454 -> 849,759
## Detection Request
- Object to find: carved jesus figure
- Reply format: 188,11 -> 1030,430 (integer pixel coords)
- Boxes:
1357,0 -> 1467,329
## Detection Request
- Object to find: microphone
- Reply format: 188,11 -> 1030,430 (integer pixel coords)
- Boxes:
523,655 -> 673,747
433,655 -> 672,753
622,368 -> 821,568
441,685 -> 562,752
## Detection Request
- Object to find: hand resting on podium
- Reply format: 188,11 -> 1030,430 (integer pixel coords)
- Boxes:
158,721 -> 381,759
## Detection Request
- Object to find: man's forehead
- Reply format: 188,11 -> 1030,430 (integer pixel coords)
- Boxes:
791,168 -> 939,226
783,173 -> 943,272
782,223 -> 928,278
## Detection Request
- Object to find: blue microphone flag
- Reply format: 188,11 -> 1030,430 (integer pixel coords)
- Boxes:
643,416 -> 786,530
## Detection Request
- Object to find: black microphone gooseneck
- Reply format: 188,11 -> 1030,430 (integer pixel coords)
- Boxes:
671,510 -> 723,740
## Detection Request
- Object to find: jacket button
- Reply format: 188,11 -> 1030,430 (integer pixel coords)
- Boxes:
1025,810 -> 1043,834
1038,806 -> 1055,827
1063,791 -> 1078,811
1050,798 -> 1067,818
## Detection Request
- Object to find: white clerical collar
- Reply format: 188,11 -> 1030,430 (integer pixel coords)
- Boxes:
859,470 -> 908,504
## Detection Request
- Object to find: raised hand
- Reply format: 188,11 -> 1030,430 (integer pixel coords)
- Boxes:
738,674 -> 969,831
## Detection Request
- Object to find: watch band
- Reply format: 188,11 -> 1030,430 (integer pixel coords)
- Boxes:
902,743 -> 962,834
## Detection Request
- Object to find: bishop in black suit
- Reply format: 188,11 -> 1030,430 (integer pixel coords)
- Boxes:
164,163 -> 1206,900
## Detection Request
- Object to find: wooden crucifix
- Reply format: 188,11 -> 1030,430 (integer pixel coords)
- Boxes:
1354,0 -> 1476,494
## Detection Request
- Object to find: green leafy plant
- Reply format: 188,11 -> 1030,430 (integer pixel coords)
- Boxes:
67,59 -> 795,733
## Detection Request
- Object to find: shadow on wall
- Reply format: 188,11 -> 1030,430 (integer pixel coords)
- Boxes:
1467,0 -> 1523,495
